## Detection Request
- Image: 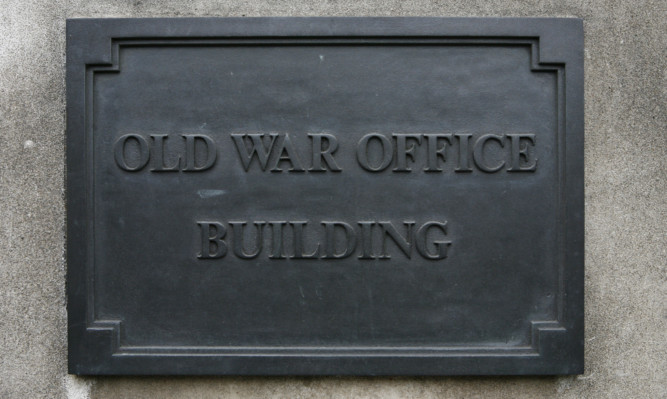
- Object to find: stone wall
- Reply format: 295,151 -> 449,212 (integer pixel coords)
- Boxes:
0,1 -> 664,398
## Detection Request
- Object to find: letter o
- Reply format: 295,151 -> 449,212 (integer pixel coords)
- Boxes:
356,133 -> 393,172
114,134 -> 150,171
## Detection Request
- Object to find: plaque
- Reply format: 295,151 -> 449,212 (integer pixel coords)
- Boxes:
66,17 -> 584,375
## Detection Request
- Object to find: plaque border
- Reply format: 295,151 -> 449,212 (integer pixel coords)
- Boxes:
66,17 -> 584,375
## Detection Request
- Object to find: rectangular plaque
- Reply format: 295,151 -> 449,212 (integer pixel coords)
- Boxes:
66,17 -> 584,375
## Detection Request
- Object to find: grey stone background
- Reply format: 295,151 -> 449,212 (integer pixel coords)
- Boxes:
0,0 -> 664,398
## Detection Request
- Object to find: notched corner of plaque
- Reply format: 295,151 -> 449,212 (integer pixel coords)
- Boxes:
68,329 -> 115,375
531,321 -> 584,374
66,18 -> 116,65
535,18 -> 584,65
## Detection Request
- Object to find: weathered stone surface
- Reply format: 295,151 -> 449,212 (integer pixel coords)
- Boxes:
0,0 -> 664,398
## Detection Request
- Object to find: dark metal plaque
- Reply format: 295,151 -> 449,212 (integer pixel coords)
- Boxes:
66,17 -> 584,375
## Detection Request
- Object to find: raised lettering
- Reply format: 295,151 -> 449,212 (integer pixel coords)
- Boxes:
182,134 -> 217,172
455,133 -> 472,172
229,221 -> 265,259
393,134 -> 423,172
507,134 -> 537,172
473,134 -> 505,173
268,221 -> 287,259
379,221 -> 414,259
423,134 -> 453,172
150,134 -> 180,172
308,133 -> 342,172
322,221 -> 357,259
271,134 -> 305,172
197,221 -> 227,259
357,221 -> 375,259
114,134 -> 150,171
357,133 -> 393,172
290,221 -> 320,259
231,133 -> 278,171
415,221 -> 451,260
